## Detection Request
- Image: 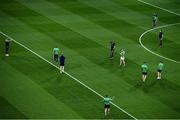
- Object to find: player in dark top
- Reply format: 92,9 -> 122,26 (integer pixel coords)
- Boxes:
159,30 -> 163,47
110,41 -> 116,59
5,38 -> 11,56
59,53 -> 65,74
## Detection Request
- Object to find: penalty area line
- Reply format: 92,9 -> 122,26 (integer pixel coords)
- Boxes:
139,23 -> 180,64
0,31 -> 138,120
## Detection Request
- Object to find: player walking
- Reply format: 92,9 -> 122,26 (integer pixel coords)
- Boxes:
103,95 -> 114,117
110,41 -> 116,59
157,61 -> 164,80
152,13 -> 158,27
53,47 -> 59,62
5,38 -> 11,56
141,62 -> 148,82
159,30 -> 164,47
59,53 -> 65,74
119,49 -> 125,67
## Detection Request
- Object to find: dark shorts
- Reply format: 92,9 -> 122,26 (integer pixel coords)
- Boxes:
104,104 -> 110,109
54,54 -> 58,58
157,69 -> 162,73
60,63 -> 64,66
54,54 -> 58,62
142,72 -> 147,75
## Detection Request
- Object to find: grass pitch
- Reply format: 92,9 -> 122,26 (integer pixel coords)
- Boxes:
0,0 -> 180,119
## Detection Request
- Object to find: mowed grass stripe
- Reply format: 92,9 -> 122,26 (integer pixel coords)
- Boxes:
19,0 -> 180,118
0,34 -> 129,119
0,96 -> 27,118
49,0 -> 180,61
0,0 -> 180,118
0,1 -> 132,118
0,0 -> 179,118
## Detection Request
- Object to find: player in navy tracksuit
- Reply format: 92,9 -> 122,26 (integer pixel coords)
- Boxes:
59,53 -> 65,74
159,30 -> 163,47
110,41 -> 116,59
5,38 -> 11,56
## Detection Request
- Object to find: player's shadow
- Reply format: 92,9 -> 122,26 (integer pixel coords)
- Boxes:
129,80 -> 150,93
148,79 -> 158,87
55,74 -> 64,84
129,81 -> 144,91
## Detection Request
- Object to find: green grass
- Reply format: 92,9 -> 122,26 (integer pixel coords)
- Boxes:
0,0 -> 180,119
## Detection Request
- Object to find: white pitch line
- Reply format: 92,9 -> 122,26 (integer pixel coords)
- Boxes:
139,23 -> 180,64
137,0 -> 180,17
0,31 -> 137,120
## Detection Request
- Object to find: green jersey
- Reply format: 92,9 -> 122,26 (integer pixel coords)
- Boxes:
53,48 -> 59,55
103,97 -> 112,105
141,64 -> 148,73
158,62 -> 164,70
120,50 -> 125,57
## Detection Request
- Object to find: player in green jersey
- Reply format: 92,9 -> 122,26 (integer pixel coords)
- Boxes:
141,62 -> 148,82
119,49 -> 125,67
152,12 -> 158,27
103,95 -> 114,117
53,47 -> 59,62
157,61 -> 164,80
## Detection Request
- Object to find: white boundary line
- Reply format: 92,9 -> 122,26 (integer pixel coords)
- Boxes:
137,0 -> 180,17
139,23 -> 180,64
0,31 -> 137,120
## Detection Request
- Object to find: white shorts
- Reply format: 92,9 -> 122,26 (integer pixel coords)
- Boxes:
120,56 -> 125,60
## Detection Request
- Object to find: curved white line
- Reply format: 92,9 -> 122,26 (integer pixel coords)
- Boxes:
139,23 -> 180,64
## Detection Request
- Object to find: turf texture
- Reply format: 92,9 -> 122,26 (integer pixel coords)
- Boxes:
0,0 -> 180,119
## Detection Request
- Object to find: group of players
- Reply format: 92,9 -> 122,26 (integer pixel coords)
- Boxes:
103,12 -> 164,117
53,47 -> 66,74
3,12 -> 164,118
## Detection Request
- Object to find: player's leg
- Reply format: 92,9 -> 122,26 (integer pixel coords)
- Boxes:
5,43 -> 9,56
153,20 -> 155,27
123,60 -> 126,67
56,55 -> 59,62
120,58 -> 122,66
158,70 -> 162,79
142,73 -> 146,82
60,66 -> 62,73
122,57 -> 125,67
104,107 -> 107,116
62,66 -> 64,73
107,107 -> 110,115
142,73 -> 145,82
142,74 -> 144,81
144,74 -> 147,82
157,70 -> 160,79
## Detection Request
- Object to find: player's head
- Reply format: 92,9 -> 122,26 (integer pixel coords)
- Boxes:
159,29 -> 162,32
121,49 -> 124,51
160,61 -> 162,63
105,95 -> 108,97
